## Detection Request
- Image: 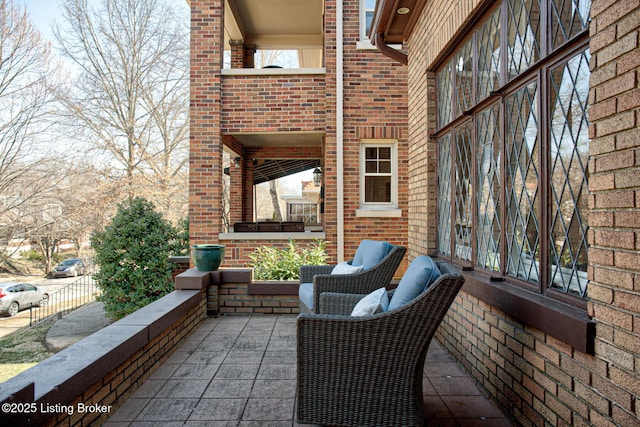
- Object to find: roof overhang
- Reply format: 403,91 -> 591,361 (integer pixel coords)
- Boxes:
369,0 -> 426,46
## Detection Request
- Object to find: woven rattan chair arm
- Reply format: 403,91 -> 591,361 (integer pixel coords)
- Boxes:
299,264 -> 335,283
318,292 -> 366,315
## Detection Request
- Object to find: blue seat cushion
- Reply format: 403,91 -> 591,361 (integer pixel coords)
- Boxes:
388,256 -> 441,311
299,282 -> 314,310
352,240 -> 393,271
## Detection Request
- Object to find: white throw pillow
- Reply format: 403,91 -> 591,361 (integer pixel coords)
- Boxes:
331,261 -> 364,275
351,288 -> 389,317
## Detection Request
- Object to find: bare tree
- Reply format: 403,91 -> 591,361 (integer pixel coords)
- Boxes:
0,0 -> 62,263
53,0 -> 190,218
269,180 -> 283,221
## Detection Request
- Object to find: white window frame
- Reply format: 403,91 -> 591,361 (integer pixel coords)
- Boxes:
357,0 -> 377,49
356,139 -> 401,218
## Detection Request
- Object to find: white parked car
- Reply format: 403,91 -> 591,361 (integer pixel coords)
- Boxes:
0,282 -> 49,316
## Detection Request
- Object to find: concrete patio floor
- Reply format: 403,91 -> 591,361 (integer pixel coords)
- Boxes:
104,315 -> 513,426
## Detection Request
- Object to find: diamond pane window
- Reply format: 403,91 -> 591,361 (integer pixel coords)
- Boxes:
550,0 -> 591,50
437,62 -> 453,129
434,0 -> 590,303
455,39 -> 474,115
477,8 -> 501,101
438,135 -> 452,256
454,122 -> 473,262
505,82 -> 540,282
548,49 -> 590,297
507,0 -> 541,79
476,105 -> 501,272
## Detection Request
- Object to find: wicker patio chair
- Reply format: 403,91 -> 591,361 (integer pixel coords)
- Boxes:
298,242 -> 406,313
296,261 -> 464,427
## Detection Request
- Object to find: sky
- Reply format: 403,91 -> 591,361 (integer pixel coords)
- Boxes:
18,0 -> 62,41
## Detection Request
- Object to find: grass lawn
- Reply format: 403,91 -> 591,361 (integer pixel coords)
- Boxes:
0,318 -> 56,383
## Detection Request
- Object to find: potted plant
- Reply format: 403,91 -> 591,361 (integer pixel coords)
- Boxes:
191,244 -> 225,271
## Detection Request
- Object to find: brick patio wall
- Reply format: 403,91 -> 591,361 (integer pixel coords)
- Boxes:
57,295 -> 206,426
0,291 -> 206,426
406,0 -> 640,425
218,282 -> 299,315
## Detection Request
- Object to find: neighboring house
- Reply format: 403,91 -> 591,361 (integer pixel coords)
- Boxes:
190,0 -> 409,272
370,0 -> 639,426
280,180 -> 321,225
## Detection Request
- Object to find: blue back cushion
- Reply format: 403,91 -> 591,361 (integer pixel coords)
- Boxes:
299,282 -> 314,310
388,256 -> 441,311
352,240 -> 393,271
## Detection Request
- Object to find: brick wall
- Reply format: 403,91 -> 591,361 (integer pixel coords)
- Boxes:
221,74 -> 327,133
190,0 -> 224,244
585,1 -> 640,426
191,0 -> 410,272
218,282 -> 299,315
406,0 -> 640,425
330,0 -> 410,273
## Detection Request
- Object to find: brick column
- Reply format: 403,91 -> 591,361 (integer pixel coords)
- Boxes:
229,156 -> 244,225
190,0 -> 224,244
230,40 -> 256,69
242,162 -> 254,222
229,39 -> 244,68
243,44 -> 256,68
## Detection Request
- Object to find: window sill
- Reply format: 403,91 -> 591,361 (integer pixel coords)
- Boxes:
355,208 -> 402,218
445,264 -> 595,354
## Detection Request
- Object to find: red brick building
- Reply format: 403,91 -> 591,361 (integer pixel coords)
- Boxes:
371,0 -> 640,425
190,0 -> 409,273
191,0 -> 639,425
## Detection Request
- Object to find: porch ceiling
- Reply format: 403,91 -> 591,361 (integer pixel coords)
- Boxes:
253,158 -> 321,184
231,132 -> 324,147
225,0 -> 324,49
370,0 -> 427,44
225,132 -> 324,184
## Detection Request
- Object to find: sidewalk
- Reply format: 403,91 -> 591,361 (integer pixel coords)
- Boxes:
45,301 -> 112,351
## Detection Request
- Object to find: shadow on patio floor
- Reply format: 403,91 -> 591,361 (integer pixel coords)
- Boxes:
104,315 -> 513,426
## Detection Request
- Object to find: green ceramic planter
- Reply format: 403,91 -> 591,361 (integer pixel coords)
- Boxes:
191,244 -> 225,271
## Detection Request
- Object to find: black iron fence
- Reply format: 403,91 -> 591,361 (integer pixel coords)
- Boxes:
28,275 -> 101,327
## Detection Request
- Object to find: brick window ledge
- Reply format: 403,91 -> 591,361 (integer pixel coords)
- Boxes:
355,208 -> 402,218
454,266 -> 596,354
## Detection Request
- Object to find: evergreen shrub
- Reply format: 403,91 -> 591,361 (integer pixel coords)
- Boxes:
92,197 -> 179,319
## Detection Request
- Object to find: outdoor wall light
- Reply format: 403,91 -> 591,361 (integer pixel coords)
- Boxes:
233,157 -> 241,167
313,167 -> 322,186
